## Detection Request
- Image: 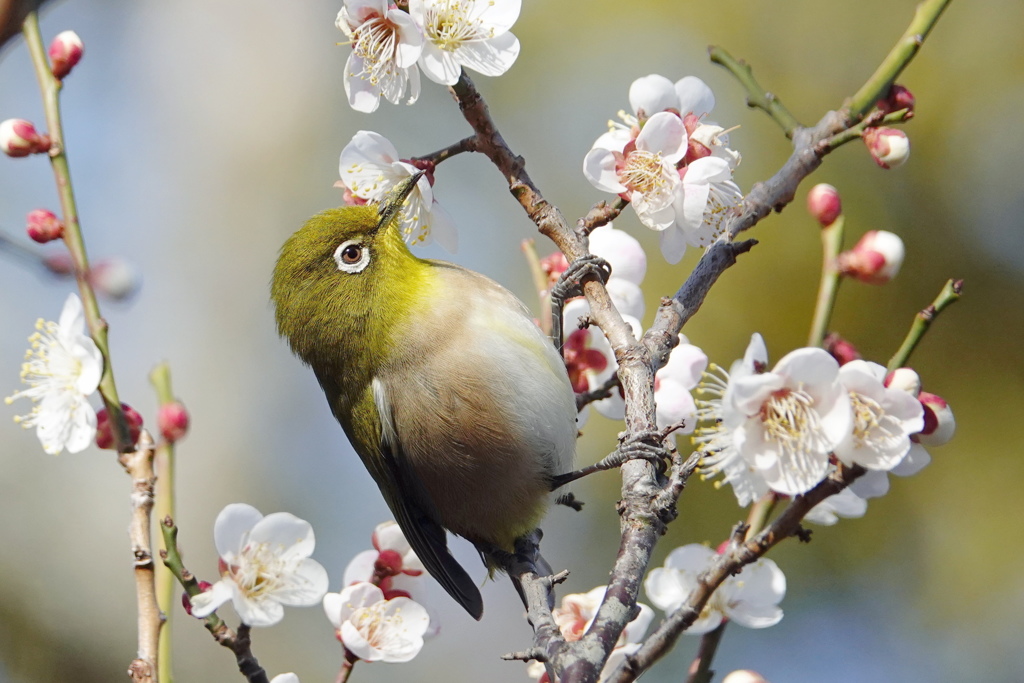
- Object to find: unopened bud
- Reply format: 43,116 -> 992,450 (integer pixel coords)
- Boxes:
157,401 -> 190,443
48,30 -> 84,80
885,368 -> 921,397
806,183 -> 842,227
863,127 -> 910,169
876,84 -> 915,115
183,581 -> 213,616
95,403 -> 144,449
917,392 -> 955,446
26,209 -> 64,243
42,253 -> 75,276
374,549 -> 404,577
722,671 -> 769,683
836,230 -> 904,284
0,118 -> 50,157
88,258 -> 140,301
824,333 -> 860,365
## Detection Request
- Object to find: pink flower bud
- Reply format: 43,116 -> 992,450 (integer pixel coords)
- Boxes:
26,208 -> 64,243
884,368 -> 921,397
88,258 -> 140,301
916,391 -> 955,446
157,401 -> 190,443
824,333 -> 860,365
863,127 -> 910,169
374,549 -> 404,578
806,183 -> 842,227
42,253 -> 75,276
48,30 -> 84,80
836,230 -> 904,284
0,118 -> 50,157
95,403 -> 144,450
876,84 -> 915,115
183,581 -> 213,616
722,671 -> 769,683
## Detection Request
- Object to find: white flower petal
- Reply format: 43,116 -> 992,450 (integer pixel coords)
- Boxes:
629,74 -> 679,117
188,580 -> 234,618
588,224 -> 647,285
418,41 -> 462,85
635,112 -> 687,162
674,76 -> 716,117
584,148 -> 627,194
214,504 -> 264,559
249,512 -> 315,560
658,225 -> 689,264
456,32 -> 520,78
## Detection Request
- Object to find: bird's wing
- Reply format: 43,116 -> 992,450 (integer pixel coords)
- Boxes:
362,378 -> 484,620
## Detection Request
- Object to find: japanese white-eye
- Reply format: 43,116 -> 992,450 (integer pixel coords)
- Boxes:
271,175 -> 577,620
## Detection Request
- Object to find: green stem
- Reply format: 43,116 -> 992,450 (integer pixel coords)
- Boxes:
709,46 -> 802,138
887,278 -> 962,371
22,12 -> 133,451
847,0 -> 953,118
822,109 -> 913,152
808,216 -> 846,348
151,363 -> 178,683
521,238 -> 553,335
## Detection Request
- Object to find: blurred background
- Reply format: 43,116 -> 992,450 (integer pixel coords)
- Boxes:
0,0 -> 1021,681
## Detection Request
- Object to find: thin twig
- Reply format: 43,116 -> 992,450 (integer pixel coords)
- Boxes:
709,46 -> 802,137
887,278 -> 963,371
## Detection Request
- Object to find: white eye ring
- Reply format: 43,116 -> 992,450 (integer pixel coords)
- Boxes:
334,240 -> 370,273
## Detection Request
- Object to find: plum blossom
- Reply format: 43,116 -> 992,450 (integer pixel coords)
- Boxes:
189,504 -> 329,627
528,585 -> 653,683
584,112 -> 688,231
837,230 -> 905,284
662,156 -> 744,264
324,582 -> 430,662
834,360 -> 924,471
585,76 -> 742,263
695,334 -> 852,498
6,294 -> 102,455
645,544 -> 785,634
338,130 -> 457,251
410,0 -> 521,85
337,0 -> 423,113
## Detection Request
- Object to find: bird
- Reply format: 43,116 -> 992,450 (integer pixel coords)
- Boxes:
270,174 -> 577,620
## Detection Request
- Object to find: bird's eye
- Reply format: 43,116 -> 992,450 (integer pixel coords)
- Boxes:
334,240 -> 370,273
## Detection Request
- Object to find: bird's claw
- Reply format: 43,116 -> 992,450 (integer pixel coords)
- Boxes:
551,254 -> 613,353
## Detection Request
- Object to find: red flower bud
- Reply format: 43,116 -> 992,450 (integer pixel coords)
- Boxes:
836,230 -> 905,284
26,209 -> 64,243
824,333 -> 860,365
48,30 -> 84,80
374,549 -> 404,578
157,401 -> 190,443
95,403 -> 144,449
876,84 -> 915,115
863,127 -> 910,169
0,119 -> 50,157
806,183 -> 842,227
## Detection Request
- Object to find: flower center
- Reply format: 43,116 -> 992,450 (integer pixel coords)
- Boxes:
423,2 -> 490,52
352,15 -> 402,85
229,542 -> 287,598
849,391 -> 901,451
620,150 -> 672,202
758,387 -> 825,458
351,602 -> 406,647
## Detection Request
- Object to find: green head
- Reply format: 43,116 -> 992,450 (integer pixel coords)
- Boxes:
271,175 -> 432,378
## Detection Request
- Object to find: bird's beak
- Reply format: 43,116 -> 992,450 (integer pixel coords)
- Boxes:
375,171 -> 425,233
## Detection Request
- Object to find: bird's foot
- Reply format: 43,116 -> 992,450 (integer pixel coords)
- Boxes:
549,430 -> 670,490
550,254 -> 612,353
555,491 -> 585,511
